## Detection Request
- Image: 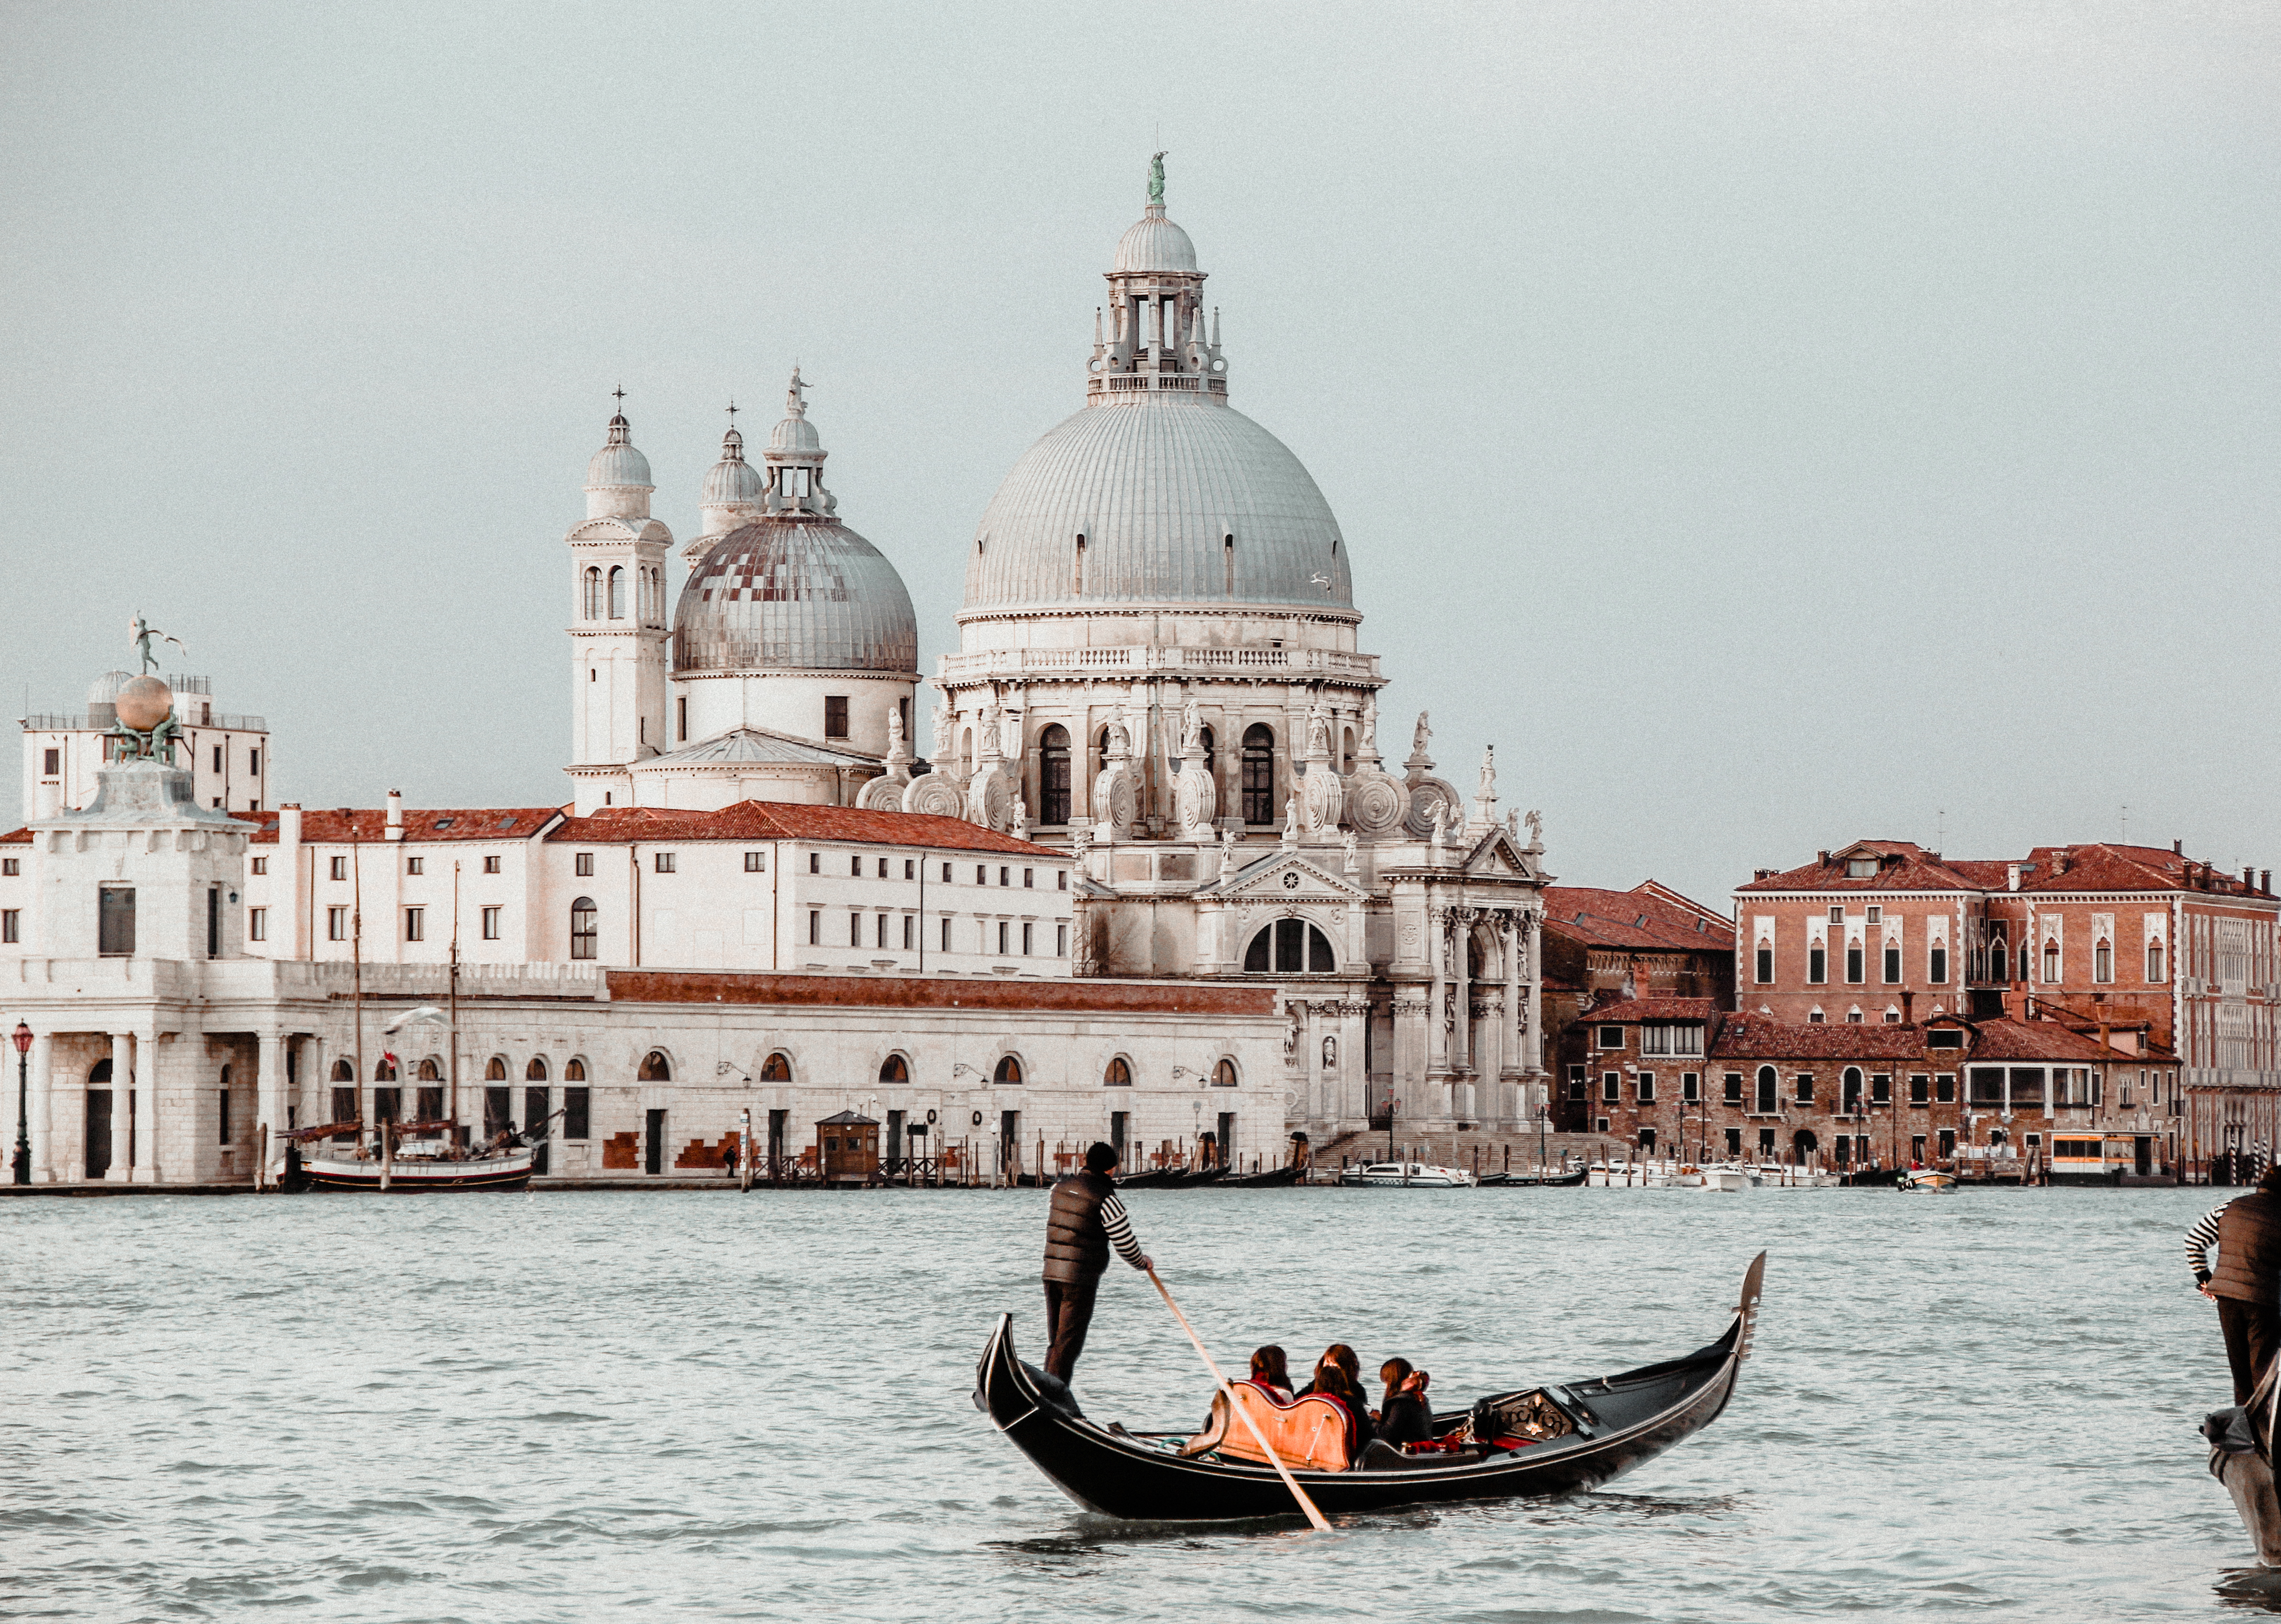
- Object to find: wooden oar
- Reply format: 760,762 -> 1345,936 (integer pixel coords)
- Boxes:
1146,1266 -> 1332,1532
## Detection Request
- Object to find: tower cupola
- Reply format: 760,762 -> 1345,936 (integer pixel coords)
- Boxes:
698,413 -> 767,541
584,405 -> 654,520
1090,155 -> 1226,405
762,369 -> 836,516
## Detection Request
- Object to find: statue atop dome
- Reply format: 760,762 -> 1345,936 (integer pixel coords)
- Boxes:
1148,151 -> 1166,208
128,612 -> 184,676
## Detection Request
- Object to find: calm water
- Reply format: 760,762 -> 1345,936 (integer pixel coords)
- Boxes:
3,1184 -> 2271,1622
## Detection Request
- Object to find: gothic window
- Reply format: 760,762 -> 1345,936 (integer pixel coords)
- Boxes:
1242,918 -> 1335,974
1842,1067 -> 1862,1111
1104,1057 -> 1132,1087
1754,1066 -> 1777,1113
1213,1058 -> 1239,1088
1930,943 -> 1949,984
879,1054 -> 908,1084
1038,725 -> 1071,825
2019,942 -> 2033,982
2094,937 -> 2113,984
1241,724 -> 1276,825
1988,932 -> 2009,983
1883,942 -> 1901,983
994,1055 -> 1023,1085
569,896 -> 597,959
582,567 -> 601,620
2147,938 -> 2166,982
1845,942 -> 1864,983
760,1052 -> 791,1082
2042,939 -> 2060,982
638,1050 -> 671,1082
608,566 -> 626,620
1755,940 -> 1774,983
1808,941 -> 1827,984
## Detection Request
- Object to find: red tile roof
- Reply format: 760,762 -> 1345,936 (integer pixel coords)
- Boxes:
1736,841 -> 1992,895
1580,997 -> 1720,1023
1706,1013 -> 1930,1063
237,808 -> 563,844
2017,843 -> 2268,898
608,970 -> 1274,1015
1960,1018 -> 2128,1065
551,802 -> 1060,855
1542,883 -> 1735,954
0,826 -> 30,846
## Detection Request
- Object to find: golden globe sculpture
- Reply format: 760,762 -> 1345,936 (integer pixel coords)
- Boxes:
114,676 -> 174,733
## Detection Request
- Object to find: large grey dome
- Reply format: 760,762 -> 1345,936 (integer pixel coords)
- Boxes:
961,397 -> 1353,612
675,518 -> 918,674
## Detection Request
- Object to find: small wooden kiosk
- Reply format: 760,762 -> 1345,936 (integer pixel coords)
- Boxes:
817,1110 -> 880,1182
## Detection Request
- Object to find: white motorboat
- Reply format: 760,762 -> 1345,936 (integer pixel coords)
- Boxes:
1342,1161 -> 1477,1188
1698,1164 -> 1762,1193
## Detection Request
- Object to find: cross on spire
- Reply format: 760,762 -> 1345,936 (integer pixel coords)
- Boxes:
726,399 -> 739,424
611,385 -> 627,410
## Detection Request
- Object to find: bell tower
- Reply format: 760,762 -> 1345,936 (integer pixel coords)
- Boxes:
567,401 -> 673,813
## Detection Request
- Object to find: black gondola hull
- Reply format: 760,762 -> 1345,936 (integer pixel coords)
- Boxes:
975,1253 -> 1764,1521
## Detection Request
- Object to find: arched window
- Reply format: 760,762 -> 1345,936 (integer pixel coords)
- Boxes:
960,728 -> 974,778
582,567 -> 602,620
485,1056 -> 507,1081
2147,937 -> 2166,982
526,1056 -> 548,1081
1242,919 -> 1336,974
1037,724 -> 1071,826
331,1058 -> 352,1082
1241,724 -> 1276,825
1988,932 -> 2009,983
1198,726 -> 1215,782
608,566 -> 626,620
638,1050 -> 671,1082
2019,942 -> 2033,982
879,1054 -> 909,1084
993,1055 -> 1023,1086
564,1057 -> 586,1082
374,1056 -> 397,1081
1341,727 -> 1355,775
2094,937 -> 2113,984
760,1052 -> 791,1082
1104,1057 -> 1132,1087
416,1057 -> 440,1081
1213,1058 -> 1238,1088
1754,1065 -> 1777,1113
570,896 -> 597,960
1072,533 -> 1086,595
1842,1067 -> 1863,1112
2042,939 -> 2060,982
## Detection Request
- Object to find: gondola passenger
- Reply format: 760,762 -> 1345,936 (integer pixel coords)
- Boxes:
1374,1357 -> 1414,1425
1247,1346 -> 1294,1402
1377,1368 -> 1433,1447
1296,1345 -> 1369,1457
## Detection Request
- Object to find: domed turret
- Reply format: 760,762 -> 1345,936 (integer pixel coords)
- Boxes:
584,406 -> 654,520
698,418 -> 767,541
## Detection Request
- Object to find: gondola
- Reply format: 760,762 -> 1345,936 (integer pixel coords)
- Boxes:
1479,1167 -> 1588,1188
1223,1164 -> 1306,1188
974,1252 -> 1765,1521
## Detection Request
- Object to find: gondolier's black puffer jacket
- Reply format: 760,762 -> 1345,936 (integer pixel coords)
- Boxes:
1043,1172 -> 1113,1283
2216,1191 -> 2281,1302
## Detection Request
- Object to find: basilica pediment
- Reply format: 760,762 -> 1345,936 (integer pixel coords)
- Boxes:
1461,828 -> 1542,884
1210,851 -> 1370,903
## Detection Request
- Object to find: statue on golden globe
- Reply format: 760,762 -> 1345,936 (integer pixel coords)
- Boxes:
111,612 -> 186,764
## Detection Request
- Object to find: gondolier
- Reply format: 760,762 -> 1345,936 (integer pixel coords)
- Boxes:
1042,1142 -> 1152,1382
2185,1163 -> 2281,1404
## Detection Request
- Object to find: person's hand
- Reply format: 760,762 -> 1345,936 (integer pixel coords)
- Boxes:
2200,1282 -> 2220,1300
1138,1255 -> 1154,1273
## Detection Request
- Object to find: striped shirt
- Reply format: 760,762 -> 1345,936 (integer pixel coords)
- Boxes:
1099,1190 -> 1147,1270
2187,1201 -> 2232,1280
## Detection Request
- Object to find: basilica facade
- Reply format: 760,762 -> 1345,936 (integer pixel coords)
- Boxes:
2,162 -> 1546,1185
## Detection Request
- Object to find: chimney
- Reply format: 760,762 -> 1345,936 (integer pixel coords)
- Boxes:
1754,868 -> 1774,881
2174,839 -> 2184,855
2246,867 -> 2257,892
2263,870 -> 2272,896
384,790 -> 404,842
279,803 -> 302,849
2055,848 -> 2071,875
1900,990 -> 1914,1024
1818,850 -> 1830,865
2097,1020 -> 2110,1054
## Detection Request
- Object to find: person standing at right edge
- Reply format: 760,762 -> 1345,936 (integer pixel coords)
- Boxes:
1041,1141 -> 1152,1384
2186,1163 -> 2281,1405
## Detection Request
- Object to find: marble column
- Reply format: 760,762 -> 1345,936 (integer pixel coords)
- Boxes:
109,1032 -> 134,1182
27,1032 -> 53,1183
1452,909 -> 1473,1076
259,1031 -> 289,1185
132,1029 -> 158,1184
1504,912 -> 1522,1124
1427,906 -> 1447,1075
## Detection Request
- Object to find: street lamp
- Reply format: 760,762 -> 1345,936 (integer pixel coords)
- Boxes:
11,1021 -> 31,1185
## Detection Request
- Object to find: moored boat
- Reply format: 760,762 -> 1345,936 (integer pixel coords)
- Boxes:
974,1252 -> 1766,1521
1340,1161 -> 1477,1188
1480,1167 -> 1588,1188
1898,1169 -> 1958,1192
291,1116 -> 549,1192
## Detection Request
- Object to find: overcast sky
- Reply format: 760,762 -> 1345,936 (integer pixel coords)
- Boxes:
4,1 -> 2275,906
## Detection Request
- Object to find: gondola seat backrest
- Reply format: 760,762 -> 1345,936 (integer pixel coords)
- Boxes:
1179,1382 -> 1354,1471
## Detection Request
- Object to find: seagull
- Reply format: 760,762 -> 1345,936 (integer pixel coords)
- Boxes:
1310,572 -> 1332,594
382,1004 -> 448,1034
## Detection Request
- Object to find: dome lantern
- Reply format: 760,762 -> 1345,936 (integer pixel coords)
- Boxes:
698,407 -> 767,541
583,396 -> 655,520
1090,154 -> 1226,406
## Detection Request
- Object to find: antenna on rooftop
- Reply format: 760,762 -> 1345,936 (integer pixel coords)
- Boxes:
2121,804 -> 2129,842
1935,808 -> 1945,851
